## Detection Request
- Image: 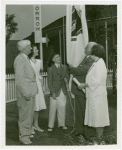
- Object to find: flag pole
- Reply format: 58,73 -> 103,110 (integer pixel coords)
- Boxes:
40,42 -> 43,70
66,5 -> 89,133
59,29 -> 62,59
105,20 -> 108,70
63,16 -> 65,65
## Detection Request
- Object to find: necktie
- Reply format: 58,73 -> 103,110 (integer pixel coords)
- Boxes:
57,65 -> 60,72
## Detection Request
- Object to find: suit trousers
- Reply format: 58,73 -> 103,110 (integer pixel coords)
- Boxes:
74,95 -> 95,137
74,95 -> 86,134
18,97 -> 35,143
48,89 -> 66,128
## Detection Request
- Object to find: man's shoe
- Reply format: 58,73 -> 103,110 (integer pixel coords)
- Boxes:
19,140 -> 32,145
31,127 -> 35,134
33,126 -> 44,132
100,141 -> 106,145
48,128 -> 53,132
30,135 -> 34,138
31,130 -> 35,135
58,126 -> 68,130
31,131 -> 35,134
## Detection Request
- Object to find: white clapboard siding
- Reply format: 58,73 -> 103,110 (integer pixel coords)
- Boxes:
6,70 -> 116,103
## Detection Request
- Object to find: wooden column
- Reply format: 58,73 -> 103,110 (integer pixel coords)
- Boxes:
59,29 -> 62,60
63,16 -> 65,65
105,20 -> 108,70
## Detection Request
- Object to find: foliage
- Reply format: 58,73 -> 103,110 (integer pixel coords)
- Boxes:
109,6 -> 117,93
86,5 -> 102,21
86,5 -> 117,92
86,5 -> 103,42
63,131 -> 117,145
6,14 -> 18,44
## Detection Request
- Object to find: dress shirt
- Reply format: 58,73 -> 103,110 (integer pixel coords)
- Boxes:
55,63 -> 60,68
22,53 -> 30,62
86,55 -> 90,59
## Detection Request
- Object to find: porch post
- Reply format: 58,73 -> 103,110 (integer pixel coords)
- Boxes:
105,20 -> 108,70
59,29 -> 62,60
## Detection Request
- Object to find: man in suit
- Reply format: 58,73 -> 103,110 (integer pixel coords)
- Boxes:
14,40 -> 38,145
47,52 -> 69,131
68,42 -> 97,137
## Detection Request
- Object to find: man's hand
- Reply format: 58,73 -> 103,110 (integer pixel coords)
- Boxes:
78,83 -> 86,90
25,96 -> 35,101
25,97 -> 31,101
67,63 -> 73,69
52,92 -> 57,100
42,86 -> 45,92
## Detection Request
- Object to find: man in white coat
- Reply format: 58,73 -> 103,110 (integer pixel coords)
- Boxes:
14,40 -> 38,145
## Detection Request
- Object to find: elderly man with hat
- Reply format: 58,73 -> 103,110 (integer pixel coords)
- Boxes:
14,40 -> 38,145
68,42 -> 97,138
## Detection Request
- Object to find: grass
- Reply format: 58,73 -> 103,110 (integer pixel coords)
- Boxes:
6,89 -> 117,145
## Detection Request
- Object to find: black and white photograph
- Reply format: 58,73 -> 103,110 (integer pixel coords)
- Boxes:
1,0 -> 121,148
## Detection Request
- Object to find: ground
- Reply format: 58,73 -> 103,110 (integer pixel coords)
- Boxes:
6,89 -> 117,145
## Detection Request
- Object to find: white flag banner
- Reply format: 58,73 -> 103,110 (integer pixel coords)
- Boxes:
66,5 -> 88,67
66,5 -> 89,96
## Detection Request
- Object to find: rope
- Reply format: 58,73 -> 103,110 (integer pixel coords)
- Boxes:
64,78 -> 76,135
68,93 -> 75,135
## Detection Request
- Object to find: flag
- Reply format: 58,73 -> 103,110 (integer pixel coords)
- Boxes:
66,5 -> 88,67
66,5 -> 89,97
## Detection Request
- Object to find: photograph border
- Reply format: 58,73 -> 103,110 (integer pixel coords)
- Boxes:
1,0 -> 121,149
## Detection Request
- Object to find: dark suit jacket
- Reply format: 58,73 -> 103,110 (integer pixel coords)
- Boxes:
69,56 -> 95,96
47,64 -> 69,97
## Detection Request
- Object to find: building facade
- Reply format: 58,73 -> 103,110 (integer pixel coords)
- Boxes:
6,5 -> 117,73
